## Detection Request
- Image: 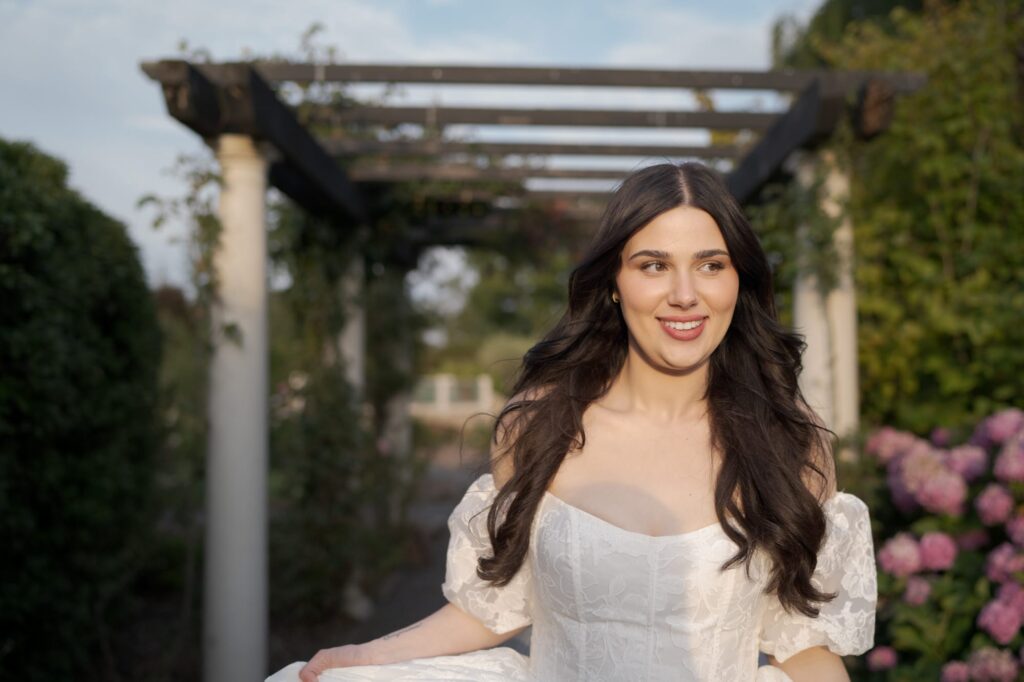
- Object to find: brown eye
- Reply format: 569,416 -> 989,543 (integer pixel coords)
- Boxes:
641,261 -> 667,272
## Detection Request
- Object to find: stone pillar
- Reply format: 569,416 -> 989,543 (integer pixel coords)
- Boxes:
436,374 -> 454,413
790,150 -> 860,456
205,134 -> 269,682
336,257 -> 366,397
476,374 -> 495,413
792,152 -> 835,430
821,150 -> 859,457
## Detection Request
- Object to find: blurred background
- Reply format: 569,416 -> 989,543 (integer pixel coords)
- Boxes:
2,1 -> 1022,680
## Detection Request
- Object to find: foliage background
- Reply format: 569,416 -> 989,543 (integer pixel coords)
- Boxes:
0,138 -> 162,679
763,0 -> 1024,434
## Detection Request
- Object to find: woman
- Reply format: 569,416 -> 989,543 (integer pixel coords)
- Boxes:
270,162 -> 877,682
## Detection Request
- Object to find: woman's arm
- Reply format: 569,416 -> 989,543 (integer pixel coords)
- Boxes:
298,603 -> 525,681
769,647 -> 850,682
300,394 -> 536,681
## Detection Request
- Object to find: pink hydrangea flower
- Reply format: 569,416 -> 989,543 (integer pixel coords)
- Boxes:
1008,515 -> 1024,547
879,533 -> 922,577
968,646 -> 1019,682
931,427 -> 952,447
920,532 -> 958,571
997,583 -> 1024,619
941,661 -> 970,682
896,447 -> 967,516
886,461 -> 919,513
903,576 -> 931,605
987,543 -> 1024,584
917,469 -> 968,516
958,528 -> 991,551
866,426 -> 922,464
994,434 -> 1024,483
977,484 -> 1015,525
979,599 -> 1024,645
985,409 -> 1024,445
945,444 -> 989,481
866,645 -> 898,671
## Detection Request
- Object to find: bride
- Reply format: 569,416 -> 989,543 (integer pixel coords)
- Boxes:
269,162 -> 877,682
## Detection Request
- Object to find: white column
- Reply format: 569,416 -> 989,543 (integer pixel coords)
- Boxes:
476,374 -> 495,412
790,150 -> 860,454
791,152 -> 835,429
436,373 -> 454,412
820,151 -> 859,456
205,134 -> 268,682
338,258 -> 366,396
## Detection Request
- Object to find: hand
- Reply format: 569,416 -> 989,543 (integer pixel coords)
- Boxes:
298,644 -> 373,682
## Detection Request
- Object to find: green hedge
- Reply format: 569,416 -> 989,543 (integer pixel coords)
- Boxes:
0,139 -> 161,678
756,1 -> 1024,434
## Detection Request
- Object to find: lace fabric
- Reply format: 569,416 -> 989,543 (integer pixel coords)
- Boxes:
267,474 -> 877,682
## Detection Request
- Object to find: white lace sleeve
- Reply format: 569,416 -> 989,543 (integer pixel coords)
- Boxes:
758,492 -> 878,663
441,474 -> 532,635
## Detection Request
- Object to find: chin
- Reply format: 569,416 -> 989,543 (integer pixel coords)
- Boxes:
656,354 -> 708,375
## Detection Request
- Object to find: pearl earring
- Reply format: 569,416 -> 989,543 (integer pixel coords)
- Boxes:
611,292 -> 620,303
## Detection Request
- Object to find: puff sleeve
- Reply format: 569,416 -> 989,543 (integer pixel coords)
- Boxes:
758,492 -> 878,663
441,474 -> 532,635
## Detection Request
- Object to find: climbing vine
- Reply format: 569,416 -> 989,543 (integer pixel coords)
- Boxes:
756,0 -> 1024,434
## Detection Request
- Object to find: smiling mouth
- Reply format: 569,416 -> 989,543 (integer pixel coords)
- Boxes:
661,319 -> 704,331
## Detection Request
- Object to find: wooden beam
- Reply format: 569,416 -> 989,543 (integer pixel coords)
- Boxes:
323,138 -> 741,159
726,81 -> 844,204
852,78 -> 895,140
526,189 -> 613,201
140,60 -> 225,138
140,60 -> 365,222
311,105 -> 776,130
348,163 -> 628,182
142,59 -> 927,212
255,62 -> 926,94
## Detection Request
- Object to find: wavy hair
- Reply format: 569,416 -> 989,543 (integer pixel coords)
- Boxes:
478,162 -> 835,617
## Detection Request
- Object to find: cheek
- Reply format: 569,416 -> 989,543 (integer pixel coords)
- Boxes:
709,275 -> 740,312
618,276 -> 663,310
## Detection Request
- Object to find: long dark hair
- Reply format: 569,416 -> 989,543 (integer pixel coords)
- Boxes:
478,162 -> 835,617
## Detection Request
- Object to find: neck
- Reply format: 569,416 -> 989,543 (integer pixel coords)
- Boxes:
605,347 -> 710,423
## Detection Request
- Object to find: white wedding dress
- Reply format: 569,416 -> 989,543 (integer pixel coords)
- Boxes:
269,474 -> 877,682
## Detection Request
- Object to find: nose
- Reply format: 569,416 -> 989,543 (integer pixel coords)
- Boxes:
667,271 -> 698,308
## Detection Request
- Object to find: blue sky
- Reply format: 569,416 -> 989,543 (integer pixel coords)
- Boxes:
0,0 -> 818,288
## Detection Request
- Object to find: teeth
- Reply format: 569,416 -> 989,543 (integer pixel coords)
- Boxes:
664,319 -> 703,331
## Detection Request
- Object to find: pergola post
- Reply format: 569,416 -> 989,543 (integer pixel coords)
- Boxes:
382,271 -> 414,521
204,134 -> 269,682
793,152 -> 835,430
821,150 -> 860,457
339,258 -> 366,396
791,150 -> 859,455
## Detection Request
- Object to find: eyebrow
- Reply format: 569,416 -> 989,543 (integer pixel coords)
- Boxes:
627,248 -> 730,261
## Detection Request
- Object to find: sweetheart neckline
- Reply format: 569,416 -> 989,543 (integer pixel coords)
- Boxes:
470,473 -> 857,543
541,489 -> 725,542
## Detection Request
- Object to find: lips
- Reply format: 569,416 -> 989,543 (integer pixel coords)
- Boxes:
659,316 -> 707,341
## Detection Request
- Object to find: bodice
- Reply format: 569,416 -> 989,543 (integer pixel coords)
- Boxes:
443,474 -> 877,682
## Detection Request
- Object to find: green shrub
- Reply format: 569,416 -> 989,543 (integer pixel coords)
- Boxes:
755,1 -> 1024,433
0,138 -> 161,678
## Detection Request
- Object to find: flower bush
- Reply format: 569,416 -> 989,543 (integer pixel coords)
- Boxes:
853,408 -> 1024,681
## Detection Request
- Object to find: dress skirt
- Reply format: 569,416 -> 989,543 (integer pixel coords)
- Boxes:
266,647 -> 530,681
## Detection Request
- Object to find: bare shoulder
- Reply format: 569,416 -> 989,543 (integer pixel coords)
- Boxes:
491,385 -> 553,488
800,403 -> 838,503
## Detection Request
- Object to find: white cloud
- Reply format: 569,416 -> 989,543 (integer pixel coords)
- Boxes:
603,4 -> 772,69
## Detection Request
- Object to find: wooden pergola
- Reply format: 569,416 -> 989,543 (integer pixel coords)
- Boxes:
141,59 -> 924,681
